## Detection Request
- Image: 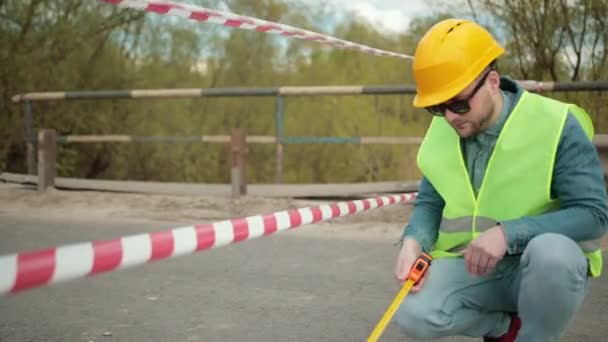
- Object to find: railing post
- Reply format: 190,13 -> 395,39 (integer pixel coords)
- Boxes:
24,101 -> 36,175
37,129 -> 57,192
275,95 -> 284,184
231,128 -> 248,198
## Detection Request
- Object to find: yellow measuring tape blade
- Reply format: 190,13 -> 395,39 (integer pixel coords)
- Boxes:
367,279 -> 415,342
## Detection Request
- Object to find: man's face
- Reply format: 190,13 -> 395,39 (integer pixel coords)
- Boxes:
426,69 -> 497,138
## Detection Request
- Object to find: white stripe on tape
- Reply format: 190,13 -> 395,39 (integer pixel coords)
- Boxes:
298,208 -> 314,225
172,226 -> 198,257
52,243 -> 94,283
213,221 -> 235,248
120,0 -> 147,10
167,8 -> 192,18
263,28 -> 283,35
369,199 -> 379,209
274,211 -> 291,231
354,200 -> 364,213
319,204 -> 333,219
0,255 -> 16,294
206,16 -> 228,25
380,196 -> 389,206
338,202 -> 349,216
240,23 -> 257,30
120,234 -> 152,269
246,216 -> 265,239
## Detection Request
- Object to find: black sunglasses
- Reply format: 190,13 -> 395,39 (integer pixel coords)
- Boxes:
425,68 -> 492,117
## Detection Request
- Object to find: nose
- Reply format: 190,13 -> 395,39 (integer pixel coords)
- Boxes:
444,110 -> 460,122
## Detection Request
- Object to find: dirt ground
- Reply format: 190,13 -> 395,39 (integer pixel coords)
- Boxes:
0,182 -> 413,241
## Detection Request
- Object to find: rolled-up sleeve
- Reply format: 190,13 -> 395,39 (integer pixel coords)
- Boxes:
402,176 -> 445,253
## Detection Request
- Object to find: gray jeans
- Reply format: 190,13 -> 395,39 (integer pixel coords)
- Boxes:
396,233 -> 590,341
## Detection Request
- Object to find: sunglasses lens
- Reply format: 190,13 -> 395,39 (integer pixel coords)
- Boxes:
426,105 -> 445,116
447,100 -> 470,114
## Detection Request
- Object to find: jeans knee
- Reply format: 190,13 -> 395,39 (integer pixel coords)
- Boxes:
523,233 -> 587,281
396,301 -> 450,340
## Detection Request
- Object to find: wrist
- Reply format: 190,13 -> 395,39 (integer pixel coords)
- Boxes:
403,237 -> 422,254
496,224 -> 509,255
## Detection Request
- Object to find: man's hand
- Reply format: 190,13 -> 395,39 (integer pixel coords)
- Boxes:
463,225 -> 508,276
394,238 -> 428,292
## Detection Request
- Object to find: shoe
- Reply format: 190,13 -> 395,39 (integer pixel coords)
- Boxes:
483,313 -> 521,342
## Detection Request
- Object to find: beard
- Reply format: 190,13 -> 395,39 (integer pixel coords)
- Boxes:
451,99 -> 496,138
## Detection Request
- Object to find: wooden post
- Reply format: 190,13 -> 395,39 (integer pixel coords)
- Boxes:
25,101 -> 36,175
231,128 -> 248,198
37,129 -> 57,192
275,143 -> 283,184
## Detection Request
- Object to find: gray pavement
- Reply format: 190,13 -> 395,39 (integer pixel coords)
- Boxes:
0,215 -> 606,342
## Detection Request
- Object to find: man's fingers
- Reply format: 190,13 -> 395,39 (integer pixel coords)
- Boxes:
411,271 -> 430,292
463,247 -> 472,274
470,249 -> 482,275
477,253 -> 491,276
394,255 -> 405,281
394,264 -> 402,281
395,271 -> 408,283
483,257 -> 499,275
464,247 -> 479,275
395,259 -> 413,283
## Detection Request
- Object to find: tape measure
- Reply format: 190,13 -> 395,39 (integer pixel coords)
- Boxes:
367,252 -> 433,342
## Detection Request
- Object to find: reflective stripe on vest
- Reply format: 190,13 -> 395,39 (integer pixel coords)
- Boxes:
417,91 -> 604,277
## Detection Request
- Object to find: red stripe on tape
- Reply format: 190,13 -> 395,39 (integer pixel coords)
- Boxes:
149,231 -> 174,261
190,11 -> 210,21
231,218 -> 250,242
347,202 -> 357,214
363,199 -> 371,210
388,196 -> 396,205
91,239 -> 123,275
281,30 -> 304,36
194,224 -> 215,250
146,3 -> 171,14
13,249 -> 56,293
288,209 -> 302,228
224,19 -> 244,27
310,207 -> 323,223
304,35 -> 324,41
262,214 -> 277,235
330,203 -> 341,217
376,197 -> 384,207
256,24 -> 281,32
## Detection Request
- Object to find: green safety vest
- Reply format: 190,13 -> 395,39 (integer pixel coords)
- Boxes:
417,91 -> 604,277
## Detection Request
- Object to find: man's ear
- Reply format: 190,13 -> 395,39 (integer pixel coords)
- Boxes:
488,70 -> 501,90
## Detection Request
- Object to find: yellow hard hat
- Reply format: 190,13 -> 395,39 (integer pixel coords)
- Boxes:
412,19 -> 504,108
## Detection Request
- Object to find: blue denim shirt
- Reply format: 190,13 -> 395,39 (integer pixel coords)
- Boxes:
403,77 -> 608,255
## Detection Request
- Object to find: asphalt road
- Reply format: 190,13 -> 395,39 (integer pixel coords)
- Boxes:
0,215 -> 606,342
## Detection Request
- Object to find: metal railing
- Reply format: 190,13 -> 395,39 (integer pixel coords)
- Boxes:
12,80 -> 608,192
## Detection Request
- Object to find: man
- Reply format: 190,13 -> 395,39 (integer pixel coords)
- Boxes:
394,19 -> 608,342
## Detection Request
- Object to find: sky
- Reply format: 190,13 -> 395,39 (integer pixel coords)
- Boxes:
304,0 -> 431,34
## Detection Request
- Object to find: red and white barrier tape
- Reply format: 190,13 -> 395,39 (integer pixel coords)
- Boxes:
0,193 -> 416,295
99,0 -> 413,59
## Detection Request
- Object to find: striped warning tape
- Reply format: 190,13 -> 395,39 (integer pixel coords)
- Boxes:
0,193 -> 417,295
99,0 -> 413,59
